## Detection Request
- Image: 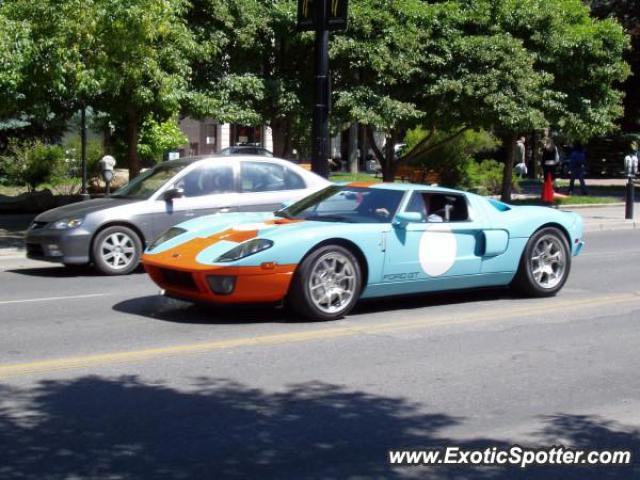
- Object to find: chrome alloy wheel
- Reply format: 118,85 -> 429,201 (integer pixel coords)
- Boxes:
308,252 -> 357,314
530,234 -> 566,289
100,232 -> 136,270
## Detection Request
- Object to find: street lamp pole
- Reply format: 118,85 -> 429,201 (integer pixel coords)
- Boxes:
311,0 -> 330,179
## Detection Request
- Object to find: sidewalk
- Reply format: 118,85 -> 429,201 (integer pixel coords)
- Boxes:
0,204 -> 637,260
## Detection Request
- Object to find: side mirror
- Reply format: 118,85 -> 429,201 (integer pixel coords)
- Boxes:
163,187 -> 184,201
393,211 -> 423,227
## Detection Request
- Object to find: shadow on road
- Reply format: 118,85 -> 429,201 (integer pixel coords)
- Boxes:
7,264 -> 147,278
113,288 -> 516,325
113,295 -> 291,325
0,376 -> 637,479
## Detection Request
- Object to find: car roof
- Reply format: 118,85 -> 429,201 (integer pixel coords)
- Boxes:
340,181 -> 462,194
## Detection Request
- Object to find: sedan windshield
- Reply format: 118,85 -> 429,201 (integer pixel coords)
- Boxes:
278,186 -> 404,224
112,161 -> 191,199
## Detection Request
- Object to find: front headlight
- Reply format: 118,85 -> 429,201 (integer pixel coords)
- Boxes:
216,239 -> 274,263
149,227 -> 187,250
50,218 -> 84,230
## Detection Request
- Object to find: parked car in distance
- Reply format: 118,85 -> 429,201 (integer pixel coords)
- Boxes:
143,183 -> 584,321
219,145 -> 273,157
25,156 -> 329,275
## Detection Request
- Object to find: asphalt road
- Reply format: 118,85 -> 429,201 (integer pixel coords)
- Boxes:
0,229 -> 639,479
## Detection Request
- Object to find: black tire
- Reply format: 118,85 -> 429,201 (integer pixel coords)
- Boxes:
92,225 -> 143,275
511,227 -> 571,297
288,245 -> 362,321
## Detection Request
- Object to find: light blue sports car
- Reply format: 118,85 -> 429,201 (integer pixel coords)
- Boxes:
142,182 -> 584,321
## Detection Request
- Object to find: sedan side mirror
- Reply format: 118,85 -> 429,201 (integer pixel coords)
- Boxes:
393,211 -> 423,228
163,187 -> 184,201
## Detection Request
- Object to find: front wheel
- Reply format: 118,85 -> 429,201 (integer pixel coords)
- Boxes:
92,226 -> 142,275
511,227 -> 571,297
288,245 -> 362,321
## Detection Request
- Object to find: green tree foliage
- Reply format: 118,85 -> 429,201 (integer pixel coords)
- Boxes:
186,0 -> 313,158
590,0 -> 640,132
2,0 -> 195,178
0,14 -> 31,122
1,0 -> 100,141
91,0 -> 196,177
137,117 -> 188,163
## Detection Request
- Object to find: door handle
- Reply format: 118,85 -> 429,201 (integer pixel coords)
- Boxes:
219,207 -> 232,213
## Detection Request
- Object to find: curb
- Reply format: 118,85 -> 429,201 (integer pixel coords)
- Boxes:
559,202 -> 626,209
583,221 -> 638,233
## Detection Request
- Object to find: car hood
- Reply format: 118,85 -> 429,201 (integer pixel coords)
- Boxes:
34,198 -> 139,223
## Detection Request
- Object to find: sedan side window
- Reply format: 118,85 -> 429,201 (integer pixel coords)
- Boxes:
175,164 -> 235,198
406,192 -> 469,222
241,162 -> 287,192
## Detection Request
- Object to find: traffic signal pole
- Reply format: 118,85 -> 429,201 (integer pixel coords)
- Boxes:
311,0 -> 330,179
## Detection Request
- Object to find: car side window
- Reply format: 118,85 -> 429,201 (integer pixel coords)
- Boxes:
241,162 -> 287,192
175,164 -> 235,198
406,192 -> 469,222
284,168 -> 306,190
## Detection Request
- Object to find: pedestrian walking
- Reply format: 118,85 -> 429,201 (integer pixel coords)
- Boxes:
514,136 -> 527,177
568,144 -> 588,195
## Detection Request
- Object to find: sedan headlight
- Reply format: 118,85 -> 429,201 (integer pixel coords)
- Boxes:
50,218 -> 84,230
216,239 -> 274,263
149,227 -> 187,250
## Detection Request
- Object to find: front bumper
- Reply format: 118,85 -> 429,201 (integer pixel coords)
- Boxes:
24,226 -> 91,264
142,260 -> 297,305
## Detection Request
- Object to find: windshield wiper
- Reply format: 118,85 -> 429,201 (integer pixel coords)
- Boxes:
303,214 -> 354,223
274,210 -> 293,219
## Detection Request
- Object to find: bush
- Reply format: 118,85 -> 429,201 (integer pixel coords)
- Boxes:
461,159 -> 521,195
62,138 -> 105,179
403,128 -> 499,187
0,140 -> 65,192
138,117 -> 187,164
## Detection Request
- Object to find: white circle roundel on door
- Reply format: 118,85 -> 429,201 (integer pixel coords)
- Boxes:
419,226 -> 457,277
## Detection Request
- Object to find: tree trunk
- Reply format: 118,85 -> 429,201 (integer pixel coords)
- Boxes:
271,117 -> 289,159
501,132 -> 517,202
348,123 -> 358,174
126,110 -> 140,179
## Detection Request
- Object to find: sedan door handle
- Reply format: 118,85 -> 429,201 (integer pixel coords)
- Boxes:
218,207 -> 232,213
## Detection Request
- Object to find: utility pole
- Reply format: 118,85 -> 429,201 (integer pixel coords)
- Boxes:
311,0 -> 330,178
80,104 -> 90,200
298,0 -> 348,179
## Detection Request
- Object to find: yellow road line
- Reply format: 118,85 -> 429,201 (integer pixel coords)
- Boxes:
1,291 -> 639,379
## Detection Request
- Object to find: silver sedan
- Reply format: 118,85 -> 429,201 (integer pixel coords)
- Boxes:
25,156 -> 329,274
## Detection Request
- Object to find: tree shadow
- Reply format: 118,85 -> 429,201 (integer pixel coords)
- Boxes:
0,376 -> 637,479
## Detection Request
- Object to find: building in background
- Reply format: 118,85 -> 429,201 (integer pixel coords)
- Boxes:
177,117 -> 273,157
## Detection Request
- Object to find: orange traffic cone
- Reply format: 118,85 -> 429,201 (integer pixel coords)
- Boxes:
541,172 -> 554,203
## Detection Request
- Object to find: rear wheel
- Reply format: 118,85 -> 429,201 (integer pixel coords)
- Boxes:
92,226 -> 142,275
511,227 -> 571,297
288,245 -> 362,321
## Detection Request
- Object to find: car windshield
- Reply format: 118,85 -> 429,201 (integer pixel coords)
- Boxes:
278,186 -> 404,224
111,161 -> 191,199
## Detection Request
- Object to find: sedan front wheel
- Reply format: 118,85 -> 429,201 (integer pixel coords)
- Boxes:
92,226 -> 142,275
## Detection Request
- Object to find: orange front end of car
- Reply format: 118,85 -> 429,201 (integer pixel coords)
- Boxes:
143,261 -> 297,305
